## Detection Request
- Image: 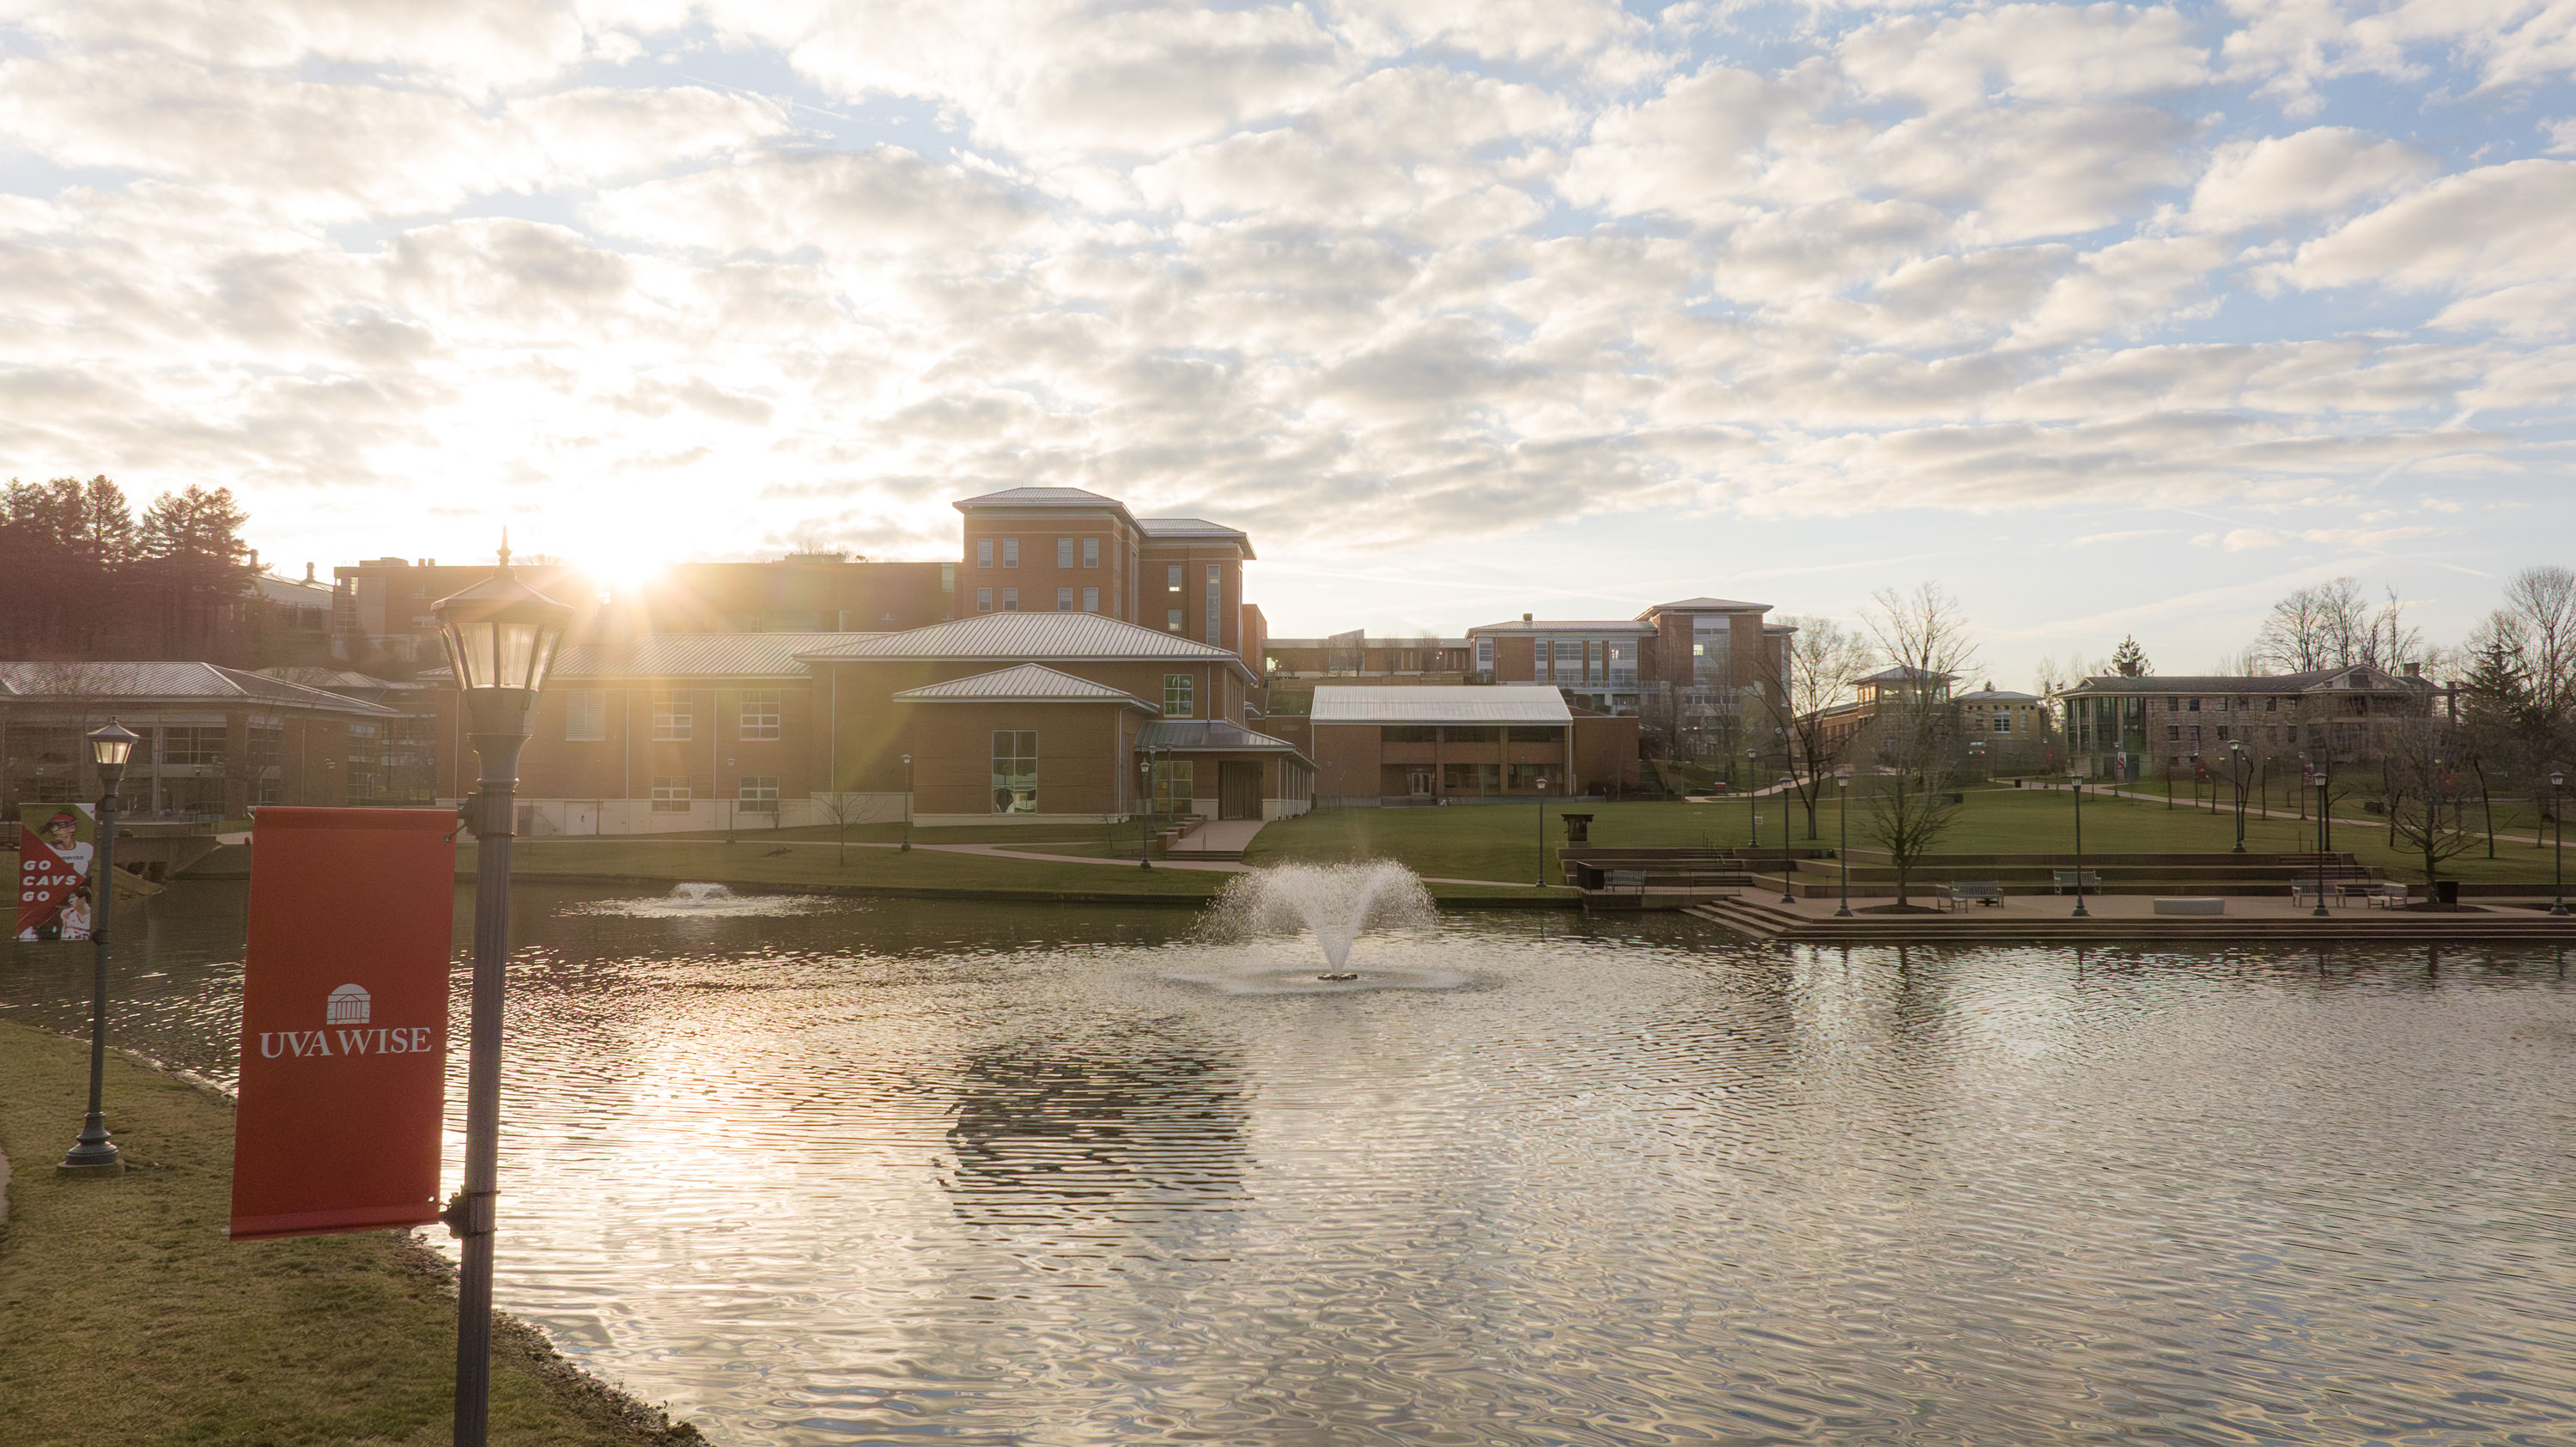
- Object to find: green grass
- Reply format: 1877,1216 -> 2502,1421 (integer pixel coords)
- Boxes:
0,1021 -> 697,1446
635,820 -> 1164,847
483,839 -> 1226,899
1239,788 -> 2572,888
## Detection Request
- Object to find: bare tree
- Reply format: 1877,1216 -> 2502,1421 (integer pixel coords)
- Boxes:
815,790 -> 900,865
2256,577 -> 2423,675
1759,615 -> 1870,839
2379,715 -> 2478,895
2502,565 -> 2576,723
1857,583 -> 1978,906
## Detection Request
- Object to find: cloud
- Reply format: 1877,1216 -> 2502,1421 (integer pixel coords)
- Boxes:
1839,3 -> 2209,112
2187,126 -> 2434,230
2287,159 -> 2576,299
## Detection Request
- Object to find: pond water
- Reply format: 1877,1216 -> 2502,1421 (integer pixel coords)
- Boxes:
6,880 -> 2576,1446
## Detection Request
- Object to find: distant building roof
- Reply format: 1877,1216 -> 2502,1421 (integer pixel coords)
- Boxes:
544,633 -> 865,681
1137,719 -> 1307,756
247,573 -> 332,605
954,487 -> 1129,512
1136,517 -> 1255,558
1859,666 -> 1955,684
1955,689 -> 2042,703
258,667 -> 432,698
1642,597 -> 1773,614
799,612 -> 1249,672
0,661 -> 395,715
893,664 -> 1151,707
1267,637 -> 1471,649
1311,684 -> 1572,726
1465,619 -> 1658,635
2057,666 -> 2428,697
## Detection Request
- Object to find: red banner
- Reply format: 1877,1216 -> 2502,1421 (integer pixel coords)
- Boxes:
231,808 -> 456,1241
16,804 -> 96,941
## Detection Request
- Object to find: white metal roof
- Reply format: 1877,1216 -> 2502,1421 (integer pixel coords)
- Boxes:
546,633 -> 864,680
0,661 -> 397,715
1643,597 -> 1772,614
1137,517 -> 1255,557
1466,618 -> 1657,635
893,664 -> 1152,707
1138,719 -> 1309,757
799,612 -> 1249,672
954,486 -> 1128,511
1311,684 -> 1572,725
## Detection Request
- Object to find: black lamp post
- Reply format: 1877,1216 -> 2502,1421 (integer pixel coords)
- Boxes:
2228,741 -> 2247,854
1534,777 -> 1549,887
58,717 -> 140,1177
1137,755 -> 1153,869
432,542 -> 569,1447
1778,770 -> 1796,904
1834,775 -> 1851,917
2071,775 -> 2088,919
900,753 -> 913,852
1745,748 -> 1759,848
2552,771 -> 2566,916
2312,773 -> 2330,917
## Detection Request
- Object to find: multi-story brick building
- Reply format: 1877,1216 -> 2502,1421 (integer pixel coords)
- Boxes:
2057,665 -> 2438,782
1265,634 -> 1473,683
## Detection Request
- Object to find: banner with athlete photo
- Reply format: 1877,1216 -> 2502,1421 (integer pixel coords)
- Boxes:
16,803 -> 98,941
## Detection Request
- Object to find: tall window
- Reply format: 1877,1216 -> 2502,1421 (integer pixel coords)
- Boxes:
1163,673 -> 1194,717
1553,640 -> 1583,679
1167,609 -> 1183,633
652,694 -> 691,741
1166,564 -> 1182,589
1058,587 -> 1074,611
651,775 -> 691,812
976,538 -> 993,568
167,727 -> 227,766
977,587 -> 993,612
1607,639 -> 1637,684
1083,587 -> 1099,612
1206,563 -> 1222,644
1151,759 -> 1193,812
1058,538 -> 1075,568
1476,637 -> 1494,672
991,731 -> 1037,813
1692,618 -> 1730,682
940,562 -> 956,594
1084,538 -> 1100,568
565,690 -> 607,741
738,775 -> 779,813
1001,588 -> 1018,611
739,689 -> 780,740
1002,538 -> 1019,568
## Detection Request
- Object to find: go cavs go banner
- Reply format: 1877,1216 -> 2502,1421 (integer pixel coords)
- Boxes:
230,807 -> 457,1242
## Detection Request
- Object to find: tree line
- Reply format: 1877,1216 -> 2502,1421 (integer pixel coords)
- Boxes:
0,475 -> 264,660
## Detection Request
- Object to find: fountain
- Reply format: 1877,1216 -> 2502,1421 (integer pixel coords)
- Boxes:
1172,861 -> 1461,994
571,881 -> 832,919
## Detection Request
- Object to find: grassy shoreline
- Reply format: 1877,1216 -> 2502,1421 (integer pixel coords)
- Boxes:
0,1020 -> 701,1446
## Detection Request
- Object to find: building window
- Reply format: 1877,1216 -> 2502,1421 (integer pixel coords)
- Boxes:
1443,726 -> 1499,743
738,775 -> 779,813
1083,587 -> 1099,612
1163,673 -> 1194,717
1001,588 -> 1018,611
651,775 -> 690,812
992,730 -> 1037,813
2188,726 -> 2202,743
739,689 -> 780,740
1058,538 -> 1075,568
1443,762 -> 1501,793
1383,726 -> 1436,743
2166,725 -> 2179,741
1167,609 -> 1183,633
1476,637 -> 1494,672
1084,538 -> 1100,568
1002,538 -> 1019,568
566,690 -> 608,741
977,538 -> 993,568
1151,759 -> 1193,812
1553,640 -> 1583,680
1507,763 -> 1551,792
2188,697 -> 2201,711
166,726 -> 227,766
1206,563 -> 1222,644
1167,564 -> 1182,590
977,587 -> 993,612
2266,696 -> 2278,711
940,562 -> 956,593
1058,587 -> 1075,611
652,694 -> 691,741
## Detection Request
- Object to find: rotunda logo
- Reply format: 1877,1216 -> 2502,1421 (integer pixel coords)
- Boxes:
325,983 -> 372,1026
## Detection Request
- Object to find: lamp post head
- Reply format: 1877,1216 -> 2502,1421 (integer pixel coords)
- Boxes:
2555,771 -> 2566,789
902,754 -> 912,767
433,539 -> 572,740
87,717 -> 140,788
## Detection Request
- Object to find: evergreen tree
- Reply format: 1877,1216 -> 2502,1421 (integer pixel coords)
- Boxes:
2111,635 -> 2150,677
2458,637 -> 2542,857
137,485 -> 258,654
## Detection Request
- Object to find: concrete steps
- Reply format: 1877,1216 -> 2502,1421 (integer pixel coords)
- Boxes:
1686,896 -> 2576,945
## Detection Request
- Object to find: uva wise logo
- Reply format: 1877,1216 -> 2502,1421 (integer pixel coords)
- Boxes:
258,983 -> 434,1059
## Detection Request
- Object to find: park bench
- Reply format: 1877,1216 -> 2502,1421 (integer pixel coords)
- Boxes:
2050,870 -> 2103,893
2290,880 -> 2335,909
1604,869 -> 1648,896
2353,882 -> 2409,908
1941,880 -> 2005,910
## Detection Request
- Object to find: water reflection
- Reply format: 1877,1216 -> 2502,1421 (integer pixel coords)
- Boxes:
7,885 -> 2576,1445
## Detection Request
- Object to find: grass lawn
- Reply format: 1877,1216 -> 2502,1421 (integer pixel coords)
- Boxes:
0,1021 -> 696,1446
1244,788 -> 2571,887
488,839 -> 1225,899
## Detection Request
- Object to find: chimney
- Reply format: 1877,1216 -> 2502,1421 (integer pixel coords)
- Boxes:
2403,661 -> 2421,678
304,562 -> 315,583
1522,612 -> 1533,623
249,547 -> 260,571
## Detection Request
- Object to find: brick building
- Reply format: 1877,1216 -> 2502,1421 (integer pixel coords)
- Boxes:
1288,685 -> 1638,806
2057,665 -> 2437,781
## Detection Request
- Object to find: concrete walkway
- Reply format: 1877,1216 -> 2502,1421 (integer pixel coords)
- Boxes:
1168,818 -> 1267,855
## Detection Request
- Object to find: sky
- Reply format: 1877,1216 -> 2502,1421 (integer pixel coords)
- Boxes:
3,0 -> 2573,690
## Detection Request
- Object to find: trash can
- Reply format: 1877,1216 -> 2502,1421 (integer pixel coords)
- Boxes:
2437,879 -> 2460,906
1563,813 -> 1594,845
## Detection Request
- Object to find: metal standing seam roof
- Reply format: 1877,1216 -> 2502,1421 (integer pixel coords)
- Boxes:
0,661 -> 398,715
2057,667 -> 2428,697
1642,597 -> 1773,614
544,633 -> 868,680
1954,689 -> 2044,703
1309,684 -> 1574,726
1136,517 -> 1255,558
893,664 -> 1154,707
797,612 -> 1253,672
953,487 -> 1131,514
1136,719 -> 1311,759
1466,619 -> 1659,635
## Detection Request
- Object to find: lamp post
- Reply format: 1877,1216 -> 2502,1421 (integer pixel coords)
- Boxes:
1834,775 -> 1851,917
58,718 -> 140,1177
1137,756 -> 1154,869
2228,741 -> 2247,854
1778,770 -> 1796,904
2553,771 -> 2566,916
1746,748 -> 1759,847
2071,775 -> 2088,918
1534,777 -> 1550,887
2312,773 -> 2330,918
900,754 -> 913,852
432,543 -> 570,1447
